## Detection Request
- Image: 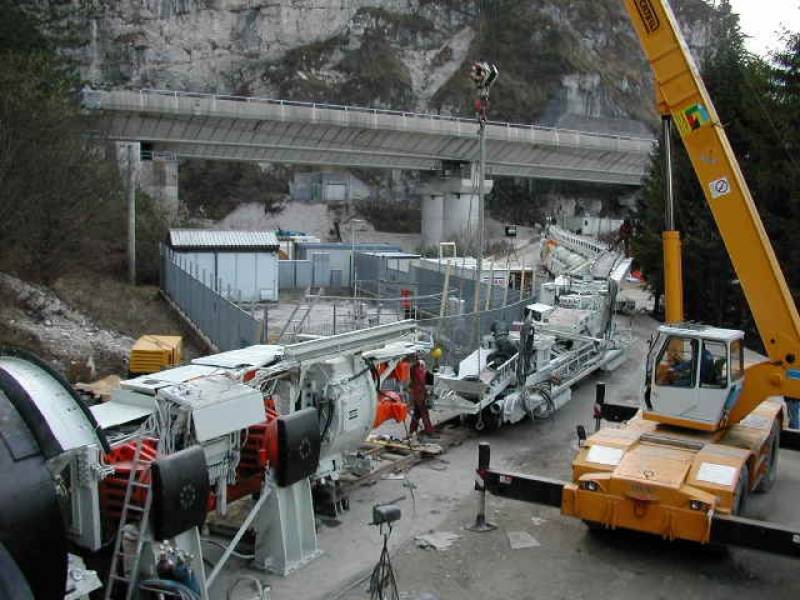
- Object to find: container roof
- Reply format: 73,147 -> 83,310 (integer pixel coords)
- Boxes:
658,324 -> 744,341
168,229 -> 279,250
361,251 -> 420,258
295,242 -> 400,250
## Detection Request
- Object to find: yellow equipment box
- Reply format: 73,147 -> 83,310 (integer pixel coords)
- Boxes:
129,335 -> 183,375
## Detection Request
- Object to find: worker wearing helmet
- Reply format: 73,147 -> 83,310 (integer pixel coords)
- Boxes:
409,356 -> 434,436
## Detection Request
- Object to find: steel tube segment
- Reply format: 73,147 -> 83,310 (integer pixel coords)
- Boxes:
710,514 -> 800,557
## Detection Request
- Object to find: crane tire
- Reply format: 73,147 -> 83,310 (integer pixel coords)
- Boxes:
755,419 -> 780,493
733,464 -> 750,515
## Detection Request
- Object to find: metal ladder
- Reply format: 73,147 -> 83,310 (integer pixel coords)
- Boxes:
276,287 -> 323,342
104,437 -> 155,600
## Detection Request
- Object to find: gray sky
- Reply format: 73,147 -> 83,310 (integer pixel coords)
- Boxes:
727,0 -> 800,55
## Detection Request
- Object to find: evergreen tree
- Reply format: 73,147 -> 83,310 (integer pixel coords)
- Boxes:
0,2 -> 124,282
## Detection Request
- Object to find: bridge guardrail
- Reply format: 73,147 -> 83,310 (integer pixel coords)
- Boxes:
85,88 -> 656,154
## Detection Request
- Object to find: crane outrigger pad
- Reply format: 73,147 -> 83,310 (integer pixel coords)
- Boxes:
476,443 -> 800,558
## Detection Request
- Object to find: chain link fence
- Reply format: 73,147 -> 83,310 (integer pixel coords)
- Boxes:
417,297 -> 534,367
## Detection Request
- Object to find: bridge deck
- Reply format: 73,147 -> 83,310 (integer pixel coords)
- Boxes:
85,89 -> 655,185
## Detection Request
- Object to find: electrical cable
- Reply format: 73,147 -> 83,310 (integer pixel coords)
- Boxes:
200,538 -> 255,560
138,578 -> 199,600
227,575 -> 270,600
529,383 -> 555,420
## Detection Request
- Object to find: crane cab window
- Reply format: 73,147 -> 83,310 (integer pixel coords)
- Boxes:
655,337 -> 697,388
730,339 -> 745,381
700,340 -> 728,388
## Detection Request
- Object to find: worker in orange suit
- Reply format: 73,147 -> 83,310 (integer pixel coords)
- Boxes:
409,356 -> 434,436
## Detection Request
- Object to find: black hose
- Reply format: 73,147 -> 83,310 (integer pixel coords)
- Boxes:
138,578 -> 200,600
531,383 -> 555,420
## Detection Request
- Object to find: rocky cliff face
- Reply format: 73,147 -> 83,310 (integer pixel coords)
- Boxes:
30,0 -> 721,127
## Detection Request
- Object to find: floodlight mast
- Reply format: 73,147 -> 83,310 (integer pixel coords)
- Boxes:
469,62 -> 499,345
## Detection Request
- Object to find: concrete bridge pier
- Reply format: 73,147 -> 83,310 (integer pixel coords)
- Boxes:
114,141 -> 180,219
420,172 -> 493,249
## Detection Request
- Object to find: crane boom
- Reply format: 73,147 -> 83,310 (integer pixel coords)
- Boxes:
470,1 -> 800,560
622,0 -> 800,420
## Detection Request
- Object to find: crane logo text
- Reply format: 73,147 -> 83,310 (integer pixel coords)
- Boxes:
635,0 -> 661,34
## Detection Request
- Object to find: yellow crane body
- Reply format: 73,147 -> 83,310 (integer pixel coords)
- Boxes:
556,0 -> 800,543
475,0 -> 800,556
563,399 -> 782,542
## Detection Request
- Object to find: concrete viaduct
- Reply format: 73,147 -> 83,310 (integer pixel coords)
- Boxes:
84,89 -> 656,245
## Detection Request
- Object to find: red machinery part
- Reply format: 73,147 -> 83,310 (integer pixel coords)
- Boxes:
100,396 -> 281,522
374,391 -> 408,428
99,438 -> 158,521
214,398 -> 279,507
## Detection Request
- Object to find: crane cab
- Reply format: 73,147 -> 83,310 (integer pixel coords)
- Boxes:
643,324 -> 745,432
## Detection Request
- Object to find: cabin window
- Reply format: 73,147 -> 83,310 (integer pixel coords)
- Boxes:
700,340 -> 728,388
655,337 -> 698,388
730,339 -> 745,381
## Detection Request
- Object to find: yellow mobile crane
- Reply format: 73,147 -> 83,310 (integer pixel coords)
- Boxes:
474,0 -> 800,555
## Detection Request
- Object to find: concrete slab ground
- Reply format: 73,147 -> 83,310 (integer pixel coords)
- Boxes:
209,314 -> 800,600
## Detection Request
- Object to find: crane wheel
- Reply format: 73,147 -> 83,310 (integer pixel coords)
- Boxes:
755,419 -> 780,493
733,464 -> 750,515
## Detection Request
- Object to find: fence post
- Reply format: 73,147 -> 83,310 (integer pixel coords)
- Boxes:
333,304 -> 336,335
440,261 -> 452,318
485,259 -> 494,311
503,257 -> 510,307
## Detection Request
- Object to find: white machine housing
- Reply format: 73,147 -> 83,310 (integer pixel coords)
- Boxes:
299,354 -> 378,478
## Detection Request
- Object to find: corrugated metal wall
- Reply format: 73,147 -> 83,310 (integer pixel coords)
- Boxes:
279,260 -> 312,289
169,249 -> 279,301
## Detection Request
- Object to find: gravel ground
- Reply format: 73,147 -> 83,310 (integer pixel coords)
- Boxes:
211,314 -> 800,600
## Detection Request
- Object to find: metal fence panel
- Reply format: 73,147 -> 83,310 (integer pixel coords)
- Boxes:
418,297 -> 533,366
278,260 -> 313,290
160,245 -> 264,351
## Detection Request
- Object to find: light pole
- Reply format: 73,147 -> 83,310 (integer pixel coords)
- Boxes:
351,218 -> 364,302
127,144 -> 137,285
468,62 -> 499,345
